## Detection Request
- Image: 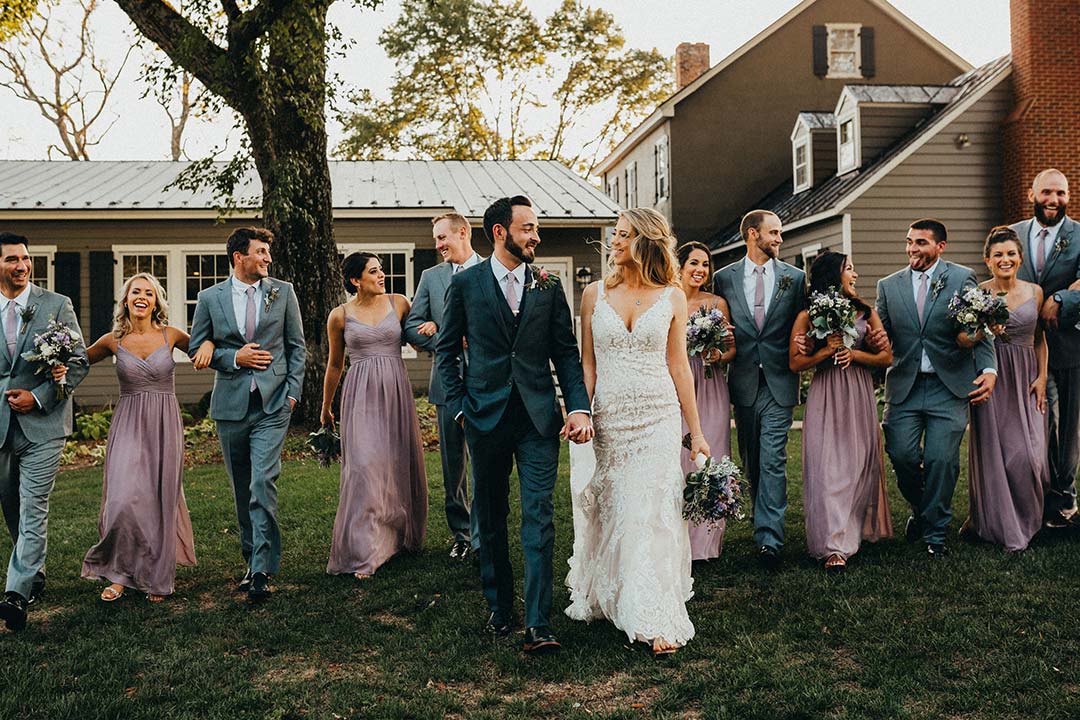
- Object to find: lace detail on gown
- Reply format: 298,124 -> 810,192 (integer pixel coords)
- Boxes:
565,285 -> 695,646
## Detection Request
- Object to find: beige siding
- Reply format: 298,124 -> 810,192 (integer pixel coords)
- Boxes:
811,130 -> 838,187
780,218 -> 846,273
602,122 -> 671,222
858,104 -> 935,164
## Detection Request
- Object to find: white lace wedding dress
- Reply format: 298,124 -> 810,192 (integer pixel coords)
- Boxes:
565,284 -> 695,646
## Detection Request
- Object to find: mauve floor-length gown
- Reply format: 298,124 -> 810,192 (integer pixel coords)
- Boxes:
802,314 -> 892,560
327,300 -> 428,576
967,297 -> 1049,551
681,356 -> 731,560
81,334 -> 196,596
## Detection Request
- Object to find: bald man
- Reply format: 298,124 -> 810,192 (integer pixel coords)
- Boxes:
1011,169 -> 1080,528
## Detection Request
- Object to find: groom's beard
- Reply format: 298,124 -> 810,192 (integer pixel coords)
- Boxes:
1034,200 -> 1067,227
505,229 -> 536,263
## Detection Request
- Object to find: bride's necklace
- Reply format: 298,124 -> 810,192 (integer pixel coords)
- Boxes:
635,299 -> 641,305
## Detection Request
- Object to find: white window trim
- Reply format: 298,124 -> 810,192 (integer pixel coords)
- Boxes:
825,23 -> 863,80
655,136 -> 670,201
626,161 -> 638,208
801,243 -> 823,264
837,110 -> 860,173
30,244 -> 57,291
793,133 -> 811,193
338,242 -> 416,359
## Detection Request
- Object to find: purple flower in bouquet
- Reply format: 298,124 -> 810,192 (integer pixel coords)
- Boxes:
21,317 -> 84,399
807,287 -> 858,365
680,440 -> 745,528
947,286 -> 1010,341
686,305 -> 731,379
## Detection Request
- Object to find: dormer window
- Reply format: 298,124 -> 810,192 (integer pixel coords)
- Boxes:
793,141 -> 809,192
827,24 -> 861,78
838,117 -> 856,171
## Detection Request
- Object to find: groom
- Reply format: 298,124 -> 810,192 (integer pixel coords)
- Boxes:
435,196 -> 591,653
188,227 -> 306,603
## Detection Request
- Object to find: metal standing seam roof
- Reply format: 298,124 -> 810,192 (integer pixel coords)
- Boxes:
0,159 -> 620,220
709,54 -> 1012,252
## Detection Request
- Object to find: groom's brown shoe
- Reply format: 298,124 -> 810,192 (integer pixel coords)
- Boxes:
523,626 -> 560,654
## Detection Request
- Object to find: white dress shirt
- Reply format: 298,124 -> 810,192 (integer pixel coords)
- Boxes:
1,283 -> 33,338
452,252 -> 481,274
230,274 -> 263,335
910,260 -> 994,376
490,256 -> 527,304
1029,219 -> 1062,270
743,258 -> 777,319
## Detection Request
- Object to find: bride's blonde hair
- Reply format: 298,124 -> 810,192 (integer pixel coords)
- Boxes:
112,272 -> 169,339
605,207 -> 679,290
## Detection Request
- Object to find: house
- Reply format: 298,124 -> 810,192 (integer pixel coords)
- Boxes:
707,0 -> 1080,295
0,160 -> 618,406
594,0 -> 970,246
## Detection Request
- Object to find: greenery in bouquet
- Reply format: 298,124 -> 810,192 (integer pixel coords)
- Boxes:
681,434 -> 745,527
686,305 -> 731,379
307,425 -> 341,467
947,286 -> 1010,341
807,287 -> 858,354
21,317 -> 84,399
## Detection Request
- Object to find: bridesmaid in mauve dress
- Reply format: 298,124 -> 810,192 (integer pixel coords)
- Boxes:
961,226 -> 1049,552
321,252 -> 428,579
676,242 -> 736,560
790,251 -> 893,572
77,273 -> 197,602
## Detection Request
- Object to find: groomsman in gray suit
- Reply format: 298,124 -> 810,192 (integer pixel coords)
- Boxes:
188,227 -> 306,603
405,212 -> 483,560
0,232 -> 88,631
877,219 -> 997,556
1011,169 -> 1080,527
714,210 -> 805,569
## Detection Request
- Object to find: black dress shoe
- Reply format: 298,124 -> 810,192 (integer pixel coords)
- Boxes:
905,515 -> 922,543
27,572 -> 46,606
449,541 -> 471,560
523,626 -> 561,653
1044,511 -> 1072,529
926,543 -> 949,558
247,572 -> 272,603
484,611 -> 513,637
758,545 -> 780,571
236,569 -> 254,593
0,591 -> 28,632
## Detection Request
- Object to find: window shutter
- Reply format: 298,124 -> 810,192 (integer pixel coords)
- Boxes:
860,26 -> 875,78
413,248 -> 438,290
813,25 -> 828,77
53,251 -> 81,322
89,251 -> 115,339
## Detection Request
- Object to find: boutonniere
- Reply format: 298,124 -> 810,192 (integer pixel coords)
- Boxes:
930,275 -> 947,300
263,285 -> 280,313
18,304 -> 36,333
774,274 -> 793,299
526,266 -> 559,292
1054,235 -> 1070,255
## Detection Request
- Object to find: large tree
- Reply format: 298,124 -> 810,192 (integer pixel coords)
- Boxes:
115,0 -> 368,422
335,0 -> 671,174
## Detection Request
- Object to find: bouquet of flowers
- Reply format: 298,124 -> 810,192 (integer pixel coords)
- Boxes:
807,287 -> 859,364
307,426 -> 341,467
681,434 -> 745,527
947,286 -> 1010,341
20,318 -> 83,399
686,305 -> 731,379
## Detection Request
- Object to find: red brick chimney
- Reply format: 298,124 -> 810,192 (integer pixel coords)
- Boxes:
675,43 -> 710,91
1002,0 -> 1080,222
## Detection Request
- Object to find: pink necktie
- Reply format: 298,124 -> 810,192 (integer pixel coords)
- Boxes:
753,266 -> 766,331
915,272 -> 929,322
1034,228 -> 1049,278
245,286 -> 257,390
505,273 -> 519,314
4,301 -> 17,358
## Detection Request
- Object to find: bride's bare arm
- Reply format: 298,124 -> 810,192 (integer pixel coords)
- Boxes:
667,289 -> 710,459
579,282 -> 599,402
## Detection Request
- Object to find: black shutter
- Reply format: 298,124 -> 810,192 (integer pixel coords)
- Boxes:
860,26 -> 876,78
413,248 -> 438,292
88,251 -> 115,339
53,251 -> 81,322
813,25 -> 828,77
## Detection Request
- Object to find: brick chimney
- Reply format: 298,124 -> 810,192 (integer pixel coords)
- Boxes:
675,43 -> 710,91
1002,0 -> 1080,222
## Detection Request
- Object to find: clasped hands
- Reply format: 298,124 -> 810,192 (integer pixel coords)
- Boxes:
560,412 -> 594,444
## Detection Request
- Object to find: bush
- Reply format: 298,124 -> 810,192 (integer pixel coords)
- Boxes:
72,409 -> 113,441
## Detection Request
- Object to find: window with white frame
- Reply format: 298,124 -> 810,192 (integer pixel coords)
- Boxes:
838,117 -> 856,171
337,243 -> 414,298
625,162 -> 638,207
28,245 -> 56,290
183,251 -> 231,330
654,136 -> 669,201
612,176 -> 621,206
793,141 -> 810,192
826,24 -> 861,79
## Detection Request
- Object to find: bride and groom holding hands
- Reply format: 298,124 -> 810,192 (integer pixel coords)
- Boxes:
435,195 -> 711,656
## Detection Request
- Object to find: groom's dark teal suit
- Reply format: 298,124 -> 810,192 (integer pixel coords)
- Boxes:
436,258 -> 588,629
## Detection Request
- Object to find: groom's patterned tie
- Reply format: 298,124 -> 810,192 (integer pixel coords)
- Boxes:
244,285 -> 257,391
916,272 -> 929,322
505,273 -> 520,314
752,265 -> 766,331
4,300 -> 17,358
1033,227 -> 1049,279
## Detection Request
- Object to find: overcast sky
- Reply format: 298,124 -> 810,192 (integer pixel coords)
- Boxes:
0,0 -> 1010,162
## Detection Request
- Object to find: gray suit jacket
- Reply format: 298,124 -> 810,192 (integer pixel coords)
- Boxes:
0,284 -> 89,442
1011,216 -> 1080,370
713,258 -> 806,407
404,256 -> 483,405
188,277 -> 306,421
876,260 -> 996,404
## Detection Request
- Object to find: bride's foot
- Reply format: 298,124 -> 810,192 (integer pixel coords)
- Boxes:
651,638 -> 680,657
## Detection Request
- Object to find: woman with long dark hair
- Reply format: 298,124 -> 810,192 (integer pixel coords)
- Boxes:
789,251 -> 893,571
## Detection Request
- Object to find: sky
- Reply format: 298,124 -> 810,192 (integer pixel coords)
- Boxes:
0,0 -> 1011,163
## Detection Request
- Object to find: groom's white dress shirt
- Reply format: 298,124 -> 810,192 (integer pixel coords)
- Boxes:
743,258 -> 777,317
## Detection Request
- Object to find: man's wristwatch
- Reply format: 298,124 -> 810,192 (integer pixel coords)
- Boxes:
1054,292 -> 1064,304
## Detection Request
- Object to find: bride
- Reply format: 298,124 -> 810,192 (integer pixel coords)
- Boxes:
565,207 -> 711,656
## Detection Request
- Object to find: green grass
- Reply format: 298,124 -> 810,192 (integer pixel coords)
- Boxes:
2,435 -> 1080,719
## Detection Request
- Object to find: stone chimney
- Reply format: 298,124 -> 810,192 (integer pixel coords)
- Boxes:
1002,0 -> 1080,222
675,43 -> 710,91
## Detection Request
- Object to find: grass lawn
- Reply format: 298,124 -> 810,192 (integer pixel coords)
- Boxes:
2,433 -> 1080,719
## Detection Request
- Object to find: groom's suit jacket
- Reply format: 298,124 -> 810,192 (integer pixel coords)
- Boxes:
435,259 -> 589,437
1012,216 -> 1080,370
188,277 -> 306,421
875,260 -> 996,405
0,284 -> 88,442
714,258 -> 805,408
